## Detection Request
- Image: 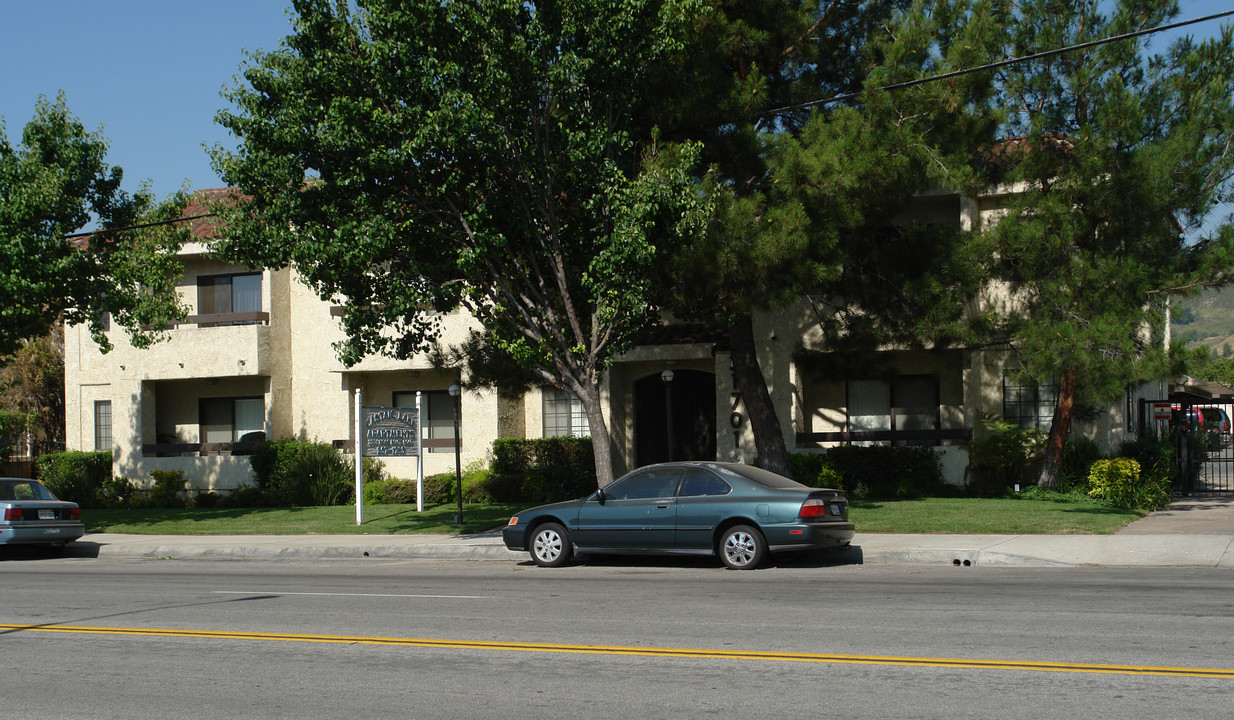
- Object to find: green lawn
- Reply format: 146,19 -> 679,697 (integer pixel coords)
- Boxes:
83,503 -> 530,535
850,497 -> 1145,535
82,495 -> 1147,536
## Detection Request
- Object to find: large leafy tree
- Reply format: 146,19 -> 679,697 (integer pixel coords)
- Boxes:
211,0 -> 708,486
0,326 -> 64,445
983,0 -> 1234,487
0,94 -> 188,357
645,0 -> 1005,476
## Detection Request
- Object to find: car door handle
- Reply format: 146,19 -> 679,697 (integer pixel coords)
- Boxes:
656,504 -> 671,509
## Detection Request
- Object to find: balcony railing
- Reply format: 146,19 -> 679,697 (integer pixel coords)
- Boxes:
142,441 -> 265,457
143,312 -> 270,330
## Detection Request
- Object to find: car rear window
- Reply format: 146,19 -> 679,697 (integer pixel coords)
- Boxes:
714,464 -> 810,490
0,480 -> 58,501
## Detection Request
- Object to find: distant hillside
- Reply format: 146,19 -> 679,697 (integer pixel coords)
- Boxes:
1172,288 -> 1234,356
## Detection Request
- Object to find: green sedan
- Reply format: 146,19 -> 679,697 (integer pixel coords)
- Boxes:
503,461 -> 854,569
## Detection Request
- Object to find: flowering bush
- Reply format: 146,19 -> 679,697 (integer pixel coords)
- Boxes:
1087,457 -> 1170,511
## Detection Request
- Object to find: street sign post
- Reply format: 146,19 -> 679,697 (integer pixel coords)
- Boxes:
354,390 -> 423,524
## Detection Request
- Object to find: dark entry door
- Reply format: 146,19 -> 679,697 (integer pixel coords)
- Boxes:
634,369 -> 717,467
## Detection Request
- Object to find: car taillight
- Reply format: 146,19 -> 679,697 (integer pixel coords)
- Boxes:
4,508 -> 22,521
799,498 -> 828,518
70,507 -> 81,520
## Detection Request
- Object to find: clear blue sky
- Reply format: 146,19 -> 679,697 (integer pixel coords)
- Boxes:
0,0 -> 294,200
0,1 -> 1230,205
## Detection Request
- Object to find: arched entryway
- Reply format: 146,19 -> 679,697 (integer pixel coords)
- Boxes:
634,369 -> 717,467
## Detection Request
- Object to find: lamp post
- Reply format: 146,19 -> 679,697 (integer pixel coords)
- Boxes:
449,384 -> 463,525
661,369 -> 674,462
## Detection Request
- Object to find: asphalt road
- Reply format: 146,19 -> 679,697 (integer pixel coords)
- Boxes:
4,556 -> 1234,719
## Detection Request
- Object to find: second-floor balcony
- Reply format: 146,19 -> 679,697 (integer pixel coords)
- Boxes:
113,312 -> 273,380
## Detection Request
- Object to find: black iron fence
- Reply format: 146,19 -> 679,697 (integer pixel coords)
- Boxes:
2,439 -> 66,479
1146,399 -> 1234,494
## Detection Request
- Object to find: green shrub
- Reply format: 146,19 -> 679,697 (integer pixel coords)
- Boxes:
1018,485 -> 1072,502
103,476 -> 140,508
220,485 -> 272,508
423,472 -> 457,504
382,479 -> 418,504
1059,437 -> 1103,492
147,469 -> 188,508
361,457 -> 387,486
193,491 -> 221,508
363,479 -> 388,505
966,414 -> 1044,496
248,440 -> 286,489
482,473 -> 527,502
0,410 -> 32,459
786,453 -> 844,488
1087,457 -> 1170,511
1118,435 -> 1177,488
36,451 -> 113,508
813,446 -> 943,498
247,440 -> 353,506
462,462 -> 495,503
492,437 -> 595,503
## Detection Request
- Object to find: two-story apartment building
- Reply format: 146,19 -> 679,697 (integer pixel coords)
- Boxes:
64,188 -> 1168,491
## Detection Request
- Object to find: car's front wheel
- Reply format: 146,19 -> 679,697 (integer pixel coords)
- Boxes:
718,524 -> 766,570
530,522 -> 573,568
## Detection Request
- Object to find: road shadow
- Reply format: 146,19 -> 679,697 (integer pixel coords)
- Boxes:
0,541 -> 100,561
510,545 -> 864,570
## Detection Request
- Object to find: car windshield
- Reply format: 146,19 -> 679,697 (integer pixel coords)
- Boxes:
0,480 -> 58,501
714,464 -> 810,490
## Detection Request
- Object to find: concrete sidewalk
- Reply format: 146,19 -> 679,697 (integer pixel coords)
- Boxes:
59,494 -> 1234,568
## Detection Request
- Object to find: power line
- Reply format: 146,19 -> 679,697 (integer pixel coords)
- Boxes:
63,213 -> 213,240
771,10 -> 1234,114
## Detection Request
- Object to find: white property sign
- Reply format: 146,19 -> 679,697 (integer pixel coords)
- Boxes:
354,390 -> 424,524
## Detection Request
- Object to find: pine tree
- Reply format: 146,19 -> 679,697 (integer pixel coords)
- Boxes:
984,0 -> 1234,487
645,0 -> 1005,475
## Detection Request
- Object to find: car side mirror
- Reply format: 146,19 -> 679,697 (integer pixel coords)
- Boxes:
593,488 -> 606,503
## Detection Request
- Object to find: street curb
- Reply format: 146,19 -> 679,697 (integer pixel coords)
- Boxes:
50,523 -> 1234,567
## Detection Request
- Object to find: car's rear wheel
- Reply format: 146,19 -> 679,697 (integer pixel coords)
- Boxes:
530,522 -> 573,568
719,524 -> 766,570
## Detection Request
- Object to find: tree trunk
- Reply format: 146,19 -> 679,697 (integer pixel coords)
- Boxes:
1038,367 -> 1077,490
728,314 -> 792,478
576,376 -> 616,488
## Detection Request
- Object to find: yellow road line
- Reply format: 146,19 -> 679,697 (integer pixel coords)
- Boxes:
3,623 -> 1231,679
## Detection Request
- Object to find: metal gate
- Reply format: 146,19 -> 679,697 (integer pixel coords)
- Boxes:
1156,399 -> 1234,494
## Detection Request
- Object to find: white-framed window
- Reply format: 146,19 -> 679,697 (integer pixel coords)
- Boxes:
846,376 -> 939,446
394,391 -> 456,453
94,400 -> 112,452
200,397 -> 265,443
1003,375 -> 1057,431
543,387 -> 589,438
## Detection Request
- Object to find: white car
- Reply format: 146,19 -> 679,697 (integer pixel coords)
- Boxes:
0,478 -> 84,549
